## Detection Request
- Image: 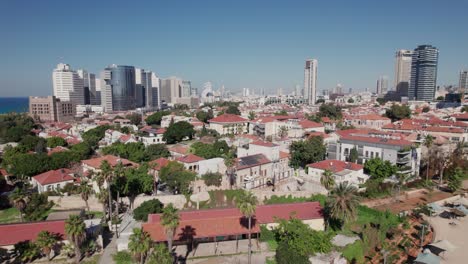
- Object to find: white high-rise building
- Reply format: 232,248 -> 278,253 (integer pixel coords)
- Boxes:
53,63 -> 84,105
160,76 -> 183,104
459,70 -> 468,102
394,50 -> 413,95
77,69 -> 97,105
376,76 -> 388,95
304,59 -> 318,105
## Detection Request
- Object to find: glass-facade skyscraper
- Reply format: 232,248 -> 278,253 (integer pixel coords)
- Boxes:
101,65 -> 136,112
409,45 -> 439,101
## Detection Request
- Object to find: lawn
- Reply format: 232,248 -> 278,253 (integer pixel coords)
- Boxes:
0,207 -> 20,224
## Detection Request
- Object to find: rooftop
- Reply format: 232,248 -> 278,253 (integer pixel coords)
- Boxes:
32,169 -> 74,185
208,114 -> 248,123
307,159 -> 363,173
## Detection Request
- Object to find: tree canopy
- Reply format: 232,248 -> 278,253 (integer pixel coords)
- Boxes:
163,121 -> 195,144
46,137 -> 67,148
318,103 -> 342,120
364,158 -> 397,180
190,140 -> 230,159
0,113 -> 36,143
102,142 -> 170,163
145,111 -> 171,126
202,172 -> 223,187
225,105 -> 241,115
385,104 -> 411,122
289,136 -> 326,168
125,113 -> 142,126
159,161 -> 196,194
133,199 -> 164,221
196,110 -> 214,123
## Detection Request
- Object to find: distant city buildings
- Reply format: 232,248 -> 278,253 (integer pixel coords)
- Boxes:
409,45 -> 439,101
77,69 -> 97,105
304,59 -> 318,105
394,49 -> 413,96
101,65 -> 136,112
52,63 -> 84,105
376,76 -> 388,95
29,96 -> 75,122
459,70 -> 468,101
160,76 -> 183,105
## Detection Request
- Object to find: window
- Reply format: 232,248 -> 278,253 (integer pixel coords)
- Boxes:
365,151 -> 368,157
376,152 -> 379,158
370,152 -> 374,158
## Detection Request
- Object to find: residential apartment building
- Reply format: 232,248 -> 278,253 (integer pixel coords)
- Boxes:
29,96 -> 75,122
307,160 -> 369,188
409,45 -> 439,101
208,114 -> 249,135
304,59 -> 318,105
52,63 -> 85,105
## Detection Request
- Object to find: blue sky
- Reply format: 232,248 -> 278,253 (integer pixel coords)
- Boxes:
0,0 -> 467,96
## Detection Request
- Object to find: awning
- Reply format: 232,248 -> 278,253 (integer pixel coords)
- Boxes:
414,249 -> 440,264
429,240 -> 457,253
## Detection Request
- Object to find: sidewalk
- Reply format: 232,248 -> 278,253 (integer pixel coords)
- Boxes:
99,234 -> 116,264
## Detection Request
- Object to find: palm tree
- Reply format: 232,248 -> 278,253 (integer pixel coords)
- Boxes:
79,181 -> 92,213
147,243 -> 173,264
224,154 -> 236,189
235,191 -> 257,264
95,188 -> 108,220
65,215 -> 86,263
320,169 -> 335,190
36,231 -> 58,261
128,228 -> 152,264
99,160 -> 113,221
113,161 -> 125,217
161,203 -> 180,253
327,183 -> 360,224
423,135 -> 434,181
10,187 -> 27,222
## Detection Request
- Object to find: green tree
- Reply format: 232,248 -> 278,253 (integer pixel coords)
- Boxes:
0,113 -> 35,143
422,106 -> 430,113
436,96 -> 445,101
447,168 -> 464,192
161,204 -> 180,253
163,121 -> 195,144
133,199 -> 164,221
82,125 -> 110,147
349,147 -> 358,163
278,126 -> 288,138
315,98 -> 325,104
190,140 -> 230,159
20,135 -> 45,151
347,98 -> 355,104
65,215 -> 86,263
327,183 -> 360,224
126,113 -> 142,126
159,161 -> 196,194
47,137 -> 67,148
201,172 -> 223,187
36,231 -> 58,261
147,243 -> 172,264
99,160 -> 114,220
14,241 -> 39,263
423,135 -> 434,181
235,191 -> 257,264
289,136 -> 326,168
318,103 -> 342,120
196,110 -> 214,123
123,165 -> 155,209
274,109 -> 288,116
79,181 -> 92,212
364,158 -> 397,180
145,111 -> 171,126
225,105 -> 241,115
385,104 -> 411,122
248,111 -> 256,120
128,228 -> 152,264
376,98 -> 385,105
320,169 -> 335,190
23,193 -> 54,221
461,105 -> 468,113
10,187 -> 27,222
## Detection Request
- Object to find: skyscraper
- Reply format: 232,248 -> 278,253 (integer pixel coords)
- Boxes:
160,77 -> 183,104
182,81 -> 192,97
135,68 -> 147,108
52,63 -> 84,105
460,70 -> 468,102
409,45 -> 439,101
394,50 -> 413,96
77,69 -> 97,105
101,65 -> 136,112
376,76 -> 388,95
304,59 -> 318,105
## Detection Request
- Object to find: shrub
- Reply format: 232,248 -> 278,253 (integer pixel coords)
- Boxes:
201,172 -> 223,187
133,199 -> 164,221
259,225 -> 275,242
275,241 -> 310,264
342,240 -> 365,264
112,251 -> 135,264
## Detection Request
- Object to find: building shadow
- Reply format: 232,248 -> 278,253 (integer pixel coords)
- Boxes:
177,225 -> 197,260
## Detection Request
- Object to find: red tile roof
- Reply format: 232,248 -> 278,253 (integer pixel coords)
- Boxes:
279,151 -> 290,159
208,114 -> 248,123
143,202 -> 323,242
149,158 -> 170,171
33,169 -> 74,185
0,220 -> 66,246
250,140 -> 278,147
307,131 -> 330,139
177,154 -> 205,163
47,146 -> 69,156
307,160 -> 363,173
299,119 -> 323,129
168,145 -> 189,155
82,155 -> 138,169
336,129 -> 413,147
346,113 -> 390,121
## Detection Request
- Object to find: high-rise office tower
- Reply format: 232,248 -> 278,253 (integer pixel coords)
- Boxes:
95,78 -> 102,105
459,70 -> 468,102
409,45 -> 439,101
394,50 -> 413,96
101,65 -> 136,112
77,69 -> 97,105
304,59 -> 318,105
335,83 -> 343,94
135,68 -> 147,108
182,81 -> 192,97
147,72 -> 160,109
53,63 -> 84,105
376,76 -> 388,95
160,77 -> 183,104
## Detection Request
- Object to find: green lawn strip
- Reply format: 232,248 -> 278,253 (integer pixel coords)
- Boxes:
0,207 -> 20,224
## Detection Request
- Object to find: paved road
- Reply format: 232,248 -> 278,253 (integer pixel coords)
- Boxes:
99,234 -> 116,264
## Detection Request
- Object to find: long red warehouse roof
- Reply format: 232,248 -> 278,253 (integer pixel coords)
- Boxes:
143,201 -> 323,242
0,220 -> 66,246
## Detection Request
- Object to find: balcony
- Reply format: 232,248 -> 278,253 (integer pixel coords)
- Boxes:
397,157 -> 411,164
397,165 -> 413,174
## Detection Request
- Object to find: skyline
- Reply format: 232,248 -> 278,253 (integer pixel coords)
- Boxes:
1,0 -> 468,97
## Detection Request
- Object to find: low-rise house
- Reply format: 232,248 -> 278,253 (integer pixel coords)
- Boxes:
235,154 -> 272,189
344,113 -> 391,130
138,126 -> 166,146
103,129 -> 124,145
208,114 -> 249,135
31,169 -> 75,193
141,202 -> 324,252
118,134 -> 138,144
176,154 -> 205,174
168,145 -> 190,158
149,157 -> 170,181
307,160 -> 369,187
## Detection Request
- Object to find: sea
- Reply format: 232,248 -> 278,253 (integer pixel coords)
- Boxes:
0,97 -> 29,114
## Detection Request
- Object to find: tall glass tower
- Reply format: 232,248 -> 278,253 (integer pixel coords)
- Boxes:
409,45 -> 439,101
101,65 -> 136,112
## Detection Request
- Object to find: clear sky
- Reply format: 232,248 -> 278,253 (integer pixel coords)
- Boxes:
0,0 -> 467,97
